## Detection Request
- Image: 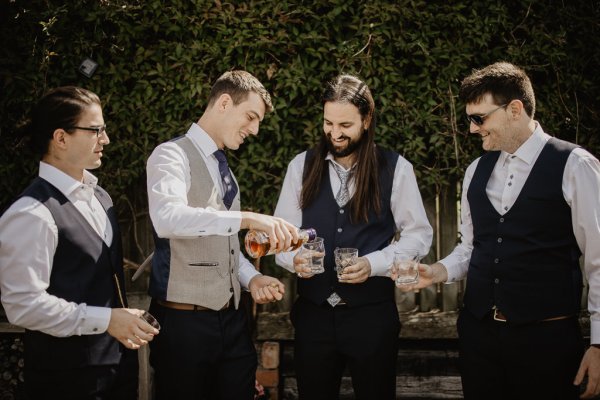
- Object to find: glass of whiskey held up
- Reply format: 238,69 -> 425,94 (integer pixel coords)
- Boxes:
300,237 -> 325,274
334,248 -> 358,280
392,250 -> 422,285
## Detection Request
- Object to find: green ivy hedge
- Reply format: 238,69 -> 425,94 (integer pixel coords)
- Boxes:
1,0 -> 599,218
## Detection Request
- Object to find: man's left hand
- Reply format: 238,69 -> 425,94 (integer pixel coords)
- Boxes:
574,346 -> 600,398
249,275 -> 285,304
338,257 -> 371,284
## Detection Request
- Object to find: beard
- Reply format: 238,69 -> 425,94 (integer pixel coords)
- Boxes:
325,133 -> 363,158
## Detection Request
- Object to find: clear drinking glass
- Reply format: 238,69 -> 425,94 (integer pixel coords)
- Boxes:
334,248 -> 358,280
392,250 -> 422,285
140,311 -> 161,330
300,237 -> 325,274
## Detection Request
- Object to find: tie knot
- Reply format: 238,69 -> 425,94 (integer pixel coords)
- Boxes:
214,149 -> 227,163
331,162 -> 354,182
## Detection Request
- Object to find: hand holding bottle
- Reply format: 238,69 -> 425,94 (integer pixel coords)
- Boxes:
241,212 -> 299,255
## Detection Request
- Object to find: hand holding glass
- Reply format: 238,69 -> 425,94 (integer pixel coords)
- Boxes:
392,250 -> 422,285
300,237 -> 325,274
140,311 -> 161,331
334,248 -> 358,280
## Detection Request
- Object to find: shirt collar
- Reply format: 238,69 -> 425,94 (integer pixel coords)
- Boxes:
186,122 -> 219,158
499,122 -> 549,166
325,153 -> 357,172
38,161 -> 98,199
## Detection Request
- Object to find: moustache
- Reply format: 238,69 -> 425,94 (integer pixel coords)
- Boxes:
326,133 -> 350,142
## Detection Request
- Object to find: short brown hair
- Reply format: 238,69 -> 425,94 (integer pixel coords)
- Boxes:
459,62 -> 536,118
207,70 -> 273,113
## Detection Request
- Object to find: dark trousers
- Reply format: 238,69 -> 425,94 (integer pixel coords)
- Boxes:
149,300 -> 257,400
25,348 -> 138,400
291,297 -> 400,400
457,308 -> 584,400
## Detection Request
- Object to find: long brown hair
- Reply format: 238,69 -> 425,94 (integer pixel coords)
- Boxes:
301,74 -> 381,223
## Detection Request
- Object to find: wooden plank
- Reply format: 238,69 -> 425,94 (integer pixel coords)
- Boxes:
281,375 -> 464,400
0,322 -> 24,333
256,311 -> 461,341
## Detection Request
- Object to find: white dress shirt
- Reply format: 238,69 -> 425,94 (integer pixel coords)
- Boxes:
146,123 -> 260,288
440,123 -> 600,342
274,150 -> 433,276
0,162 -> 112,337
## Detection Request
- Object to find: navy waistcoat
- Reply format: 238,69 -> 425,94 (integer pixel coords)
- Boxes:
16,177 -> 126,369
464,138 -> 582,323
299,147 -> 398,307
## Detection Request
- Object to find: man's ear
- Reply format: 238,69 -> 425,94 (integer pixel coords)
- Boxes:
363,113 -> 372,130
216,93 -> 232,112
508,99 -> 524,120
52,128 -> 68,149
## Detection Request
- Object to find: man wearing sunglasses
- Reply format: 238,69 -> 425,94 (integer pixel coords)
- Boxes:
395,62 -> 600,399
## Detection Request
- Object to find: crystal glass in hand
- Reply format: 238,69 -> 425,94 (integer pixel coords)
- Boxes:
392,250 -> 422,285
300,237 -> 325,274
140,311 -> 161,330
334,248 -> 358,280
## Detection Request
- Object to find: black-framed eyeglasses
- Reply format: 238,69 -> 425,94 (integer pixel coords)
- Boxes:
65,124 -> 107,137
466,104 -> 508,126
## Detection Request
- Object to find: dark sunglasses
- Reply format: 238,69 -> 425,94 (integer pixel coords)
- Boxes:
65,124 -> 107,137
466,104 -> 507,126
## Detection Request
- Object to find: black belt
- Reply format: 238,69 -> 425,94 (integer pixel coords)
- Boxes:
492,308 -> 573,323
157,299 -> 231,311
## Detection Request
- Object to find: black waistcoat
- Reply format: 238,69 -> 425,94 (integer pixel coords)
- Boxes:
299,148 -> 397,307
464,138 -> 582,323
17,177 -> 126,369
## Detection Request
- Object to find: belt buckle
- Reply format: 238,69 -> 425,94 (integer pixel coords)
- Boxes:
327,292 -> 342,307
493,308 -> 507,322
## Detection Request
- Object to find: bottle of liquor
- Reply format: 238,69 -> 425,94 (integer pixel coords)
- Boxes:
245,228 -> 317,258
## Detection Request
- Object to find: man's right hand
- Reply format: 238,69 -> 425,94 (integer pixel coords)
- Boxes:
107,308 -> 159,349
241,212 -> 299,253
392,262 -> 448,291
293,250 -> 315,279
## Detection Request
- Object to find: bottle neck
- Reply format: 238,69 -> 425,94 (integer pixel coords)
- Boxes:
299,228 -> 317,242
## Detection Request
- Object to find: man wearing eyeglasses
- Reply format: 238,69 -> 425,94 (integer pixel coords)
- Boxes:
395,62 -> 600,399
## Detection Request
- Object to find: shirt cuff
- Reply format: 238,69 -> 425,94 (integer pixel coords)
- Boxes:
80,305 -> 111,335
239,262 -> 261,290
365,251 -> 389,277
438,257 -> 461,283
211,210 -> 242,236
590,318 -> 600,345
